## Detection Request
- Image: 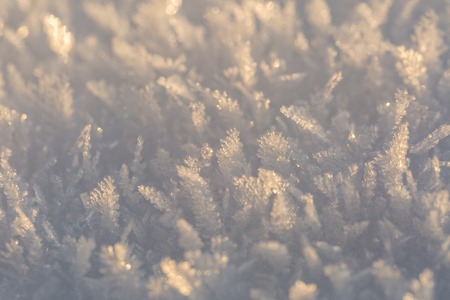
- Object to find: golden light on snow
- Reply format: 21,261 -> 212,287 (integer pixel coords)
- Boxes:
290,280 -> 318,299
161,258 -> 196,296
17,26 -> 29,38
165,0 -> 182,16
1,1 -> 449,299
43,14 -> 74,62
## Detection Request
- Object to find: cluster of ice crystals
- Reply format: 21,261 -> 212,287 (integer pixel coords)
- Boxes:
1,0 -> 450,299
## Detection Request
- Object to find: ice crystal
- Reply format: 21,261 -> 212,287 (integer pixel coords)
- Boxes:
412,10 -> 446,70
189,102 -> 209,133
377,122 -> 410,197
42,14 -> 74,62
281,105 -> 329,143
99,242 -> 144,299
74,236 -> 95,279
217,128 -> 249,183
176,219 -> 203,252
257,131 -> 292,175
81,176 -> 119,234
410,124 -> 450,154
160,258 -> 198,296
395,46 -> 427,94
252,241 -> 291,273
177,158 -> 222,235
289,280 -> 318,300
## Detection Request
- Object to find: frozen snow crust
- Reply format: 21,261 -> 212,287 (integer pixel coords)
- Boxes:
1,0 -> 450,299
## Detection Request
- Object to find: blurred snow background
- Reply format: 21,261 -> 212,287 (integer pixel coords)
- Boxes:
0,0 -> 450,299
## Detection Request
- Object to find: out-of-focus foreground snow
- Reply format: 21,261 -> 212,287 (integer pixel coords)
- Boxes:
1,0 -> 450,299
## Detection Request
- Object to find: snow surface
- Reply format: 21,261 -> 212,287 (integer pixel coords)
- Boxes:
0,0 -> 450,299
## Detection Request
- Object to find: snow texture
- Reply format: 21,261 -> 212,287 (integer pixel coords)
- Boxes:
1,0 -> 450,299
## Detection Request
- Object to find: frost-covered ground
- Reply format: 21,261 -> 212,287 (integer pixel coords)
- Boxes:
1,0 -> 450,299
